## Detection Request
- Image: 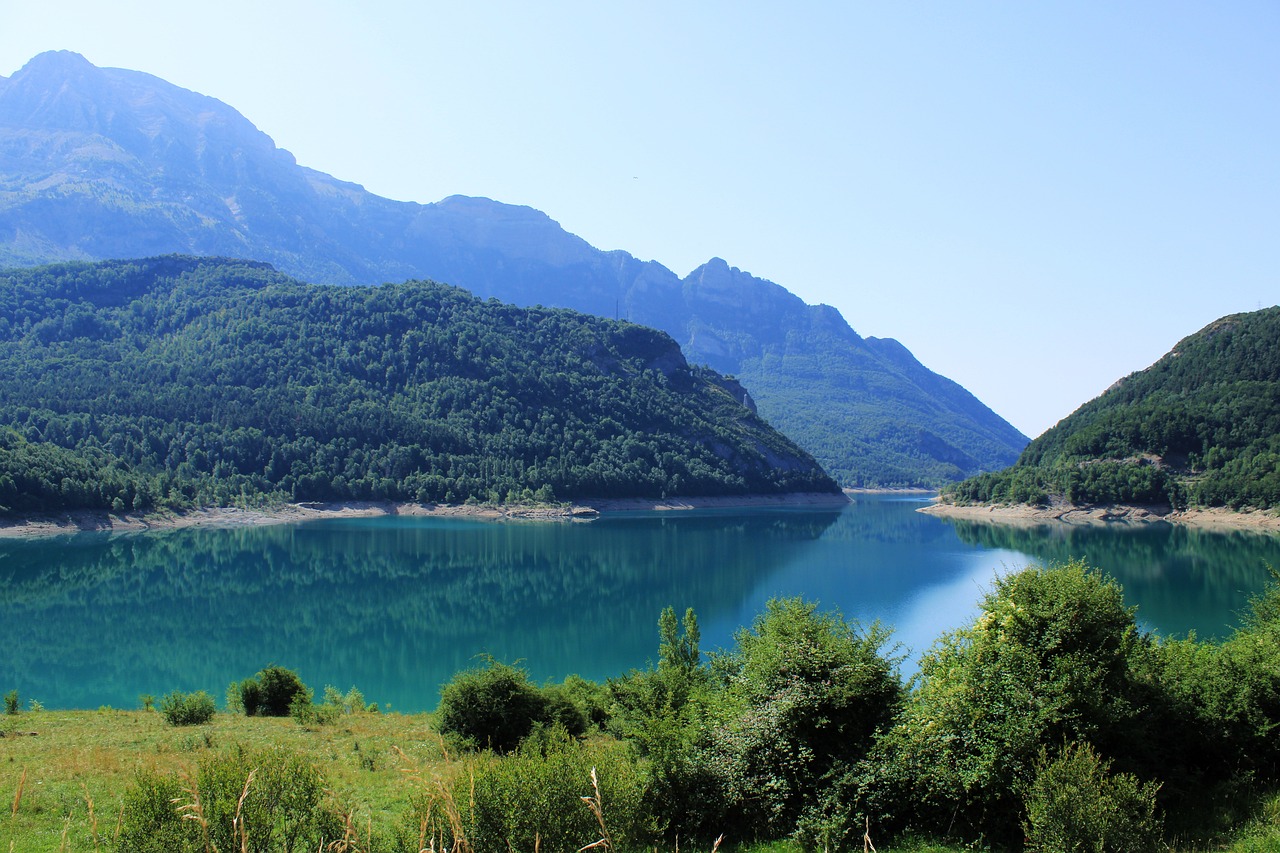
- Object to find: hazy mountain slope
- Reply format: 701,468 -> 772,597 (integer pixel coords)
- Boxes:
0,51 -> 1028,487
0,255 -> 837,514
943,307 -> 1280,509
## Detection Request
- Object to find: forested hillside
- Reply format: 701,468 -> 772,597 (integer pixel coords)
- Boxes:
0,50 -> 1027,488
942,307 -> 1280,510
0,256 -> 837,514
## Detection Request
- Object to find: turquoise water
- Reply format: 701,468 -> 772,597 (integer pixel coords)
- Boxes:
1,495 -> 1276,712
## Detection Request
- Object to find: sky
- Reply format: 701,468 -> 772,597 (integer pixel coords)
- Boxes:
3,2 -> 1277,439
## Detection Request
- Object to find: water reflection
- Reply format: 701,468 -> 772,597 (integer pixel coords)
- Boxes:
0,497 -> 1275,711
947,518 -> 1280,639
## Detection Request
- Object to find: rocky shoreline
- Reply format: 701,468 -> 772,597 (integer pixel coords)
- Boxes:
919,499 -> 1280,532
0,491 -> 852,539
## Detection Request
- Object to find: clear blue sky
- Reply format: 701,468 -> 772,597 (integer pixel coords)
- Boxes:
4,2 -> 1277,438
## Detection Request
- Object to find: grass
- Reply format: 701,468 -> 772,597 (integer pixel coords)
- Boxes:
0,706 -> 444,851
1,708 -> 1278,852
1221,791 -> 1280,853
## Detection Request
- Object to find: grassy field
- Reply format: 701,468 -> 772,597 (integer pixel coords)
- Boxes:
0,707 -> 448,851
1,708 -> 1278,852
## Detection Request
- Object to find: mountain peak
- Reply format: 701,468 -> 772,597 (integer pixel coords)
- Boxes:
1,51 -> 299,199
6,50 -> 105,101
18,50 -> 96,74
688,257 -> 737,280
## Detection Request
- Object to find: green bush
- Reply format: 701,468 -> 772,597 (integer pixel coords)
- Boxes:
609,607 -> 713,739
3,689 -> 17,715
539,681 -> 592,737
860,560 -> 1148,847
287,687 -> 326,726
606,607 -> 722,842
551,674 -> 611,730
1130,578 -> 1280,838
321,684 -> 377,715
159,690 -> 216,726
231,665 -> 309,717
1024,742 -> 1163,852
1222,577 -> 1280,779
709,597 -> 901,839
607,600 -> 902,845
436,657 -> 549,753
417,728 -> 651,852
115,772 -> 188,853
116,746 -> 344,852
280,684 -> 378,727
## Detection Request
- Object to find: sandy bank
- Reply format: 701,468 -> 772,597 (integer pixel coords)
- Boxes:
0,491 -> 851,539
919,500 -> 1280,532
582,491 -> 851,513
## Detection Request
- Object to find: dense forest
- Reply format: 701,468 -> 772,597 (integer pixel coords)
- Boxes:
0,256 -> 837,515
942,307 -> 1280,510
738,336 -> 1024,488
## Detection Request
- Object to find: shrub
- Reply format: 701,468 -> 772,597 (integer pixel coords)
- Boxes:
290,685 -> 371,726
436,657 -> 548,753
226,679 -> 255,714
709,597 -> 901,838
415,728 -> 651,852
4,689 -> 18,715
115,772 -> 187,853
321,684 -> 376,715
860,560 -> 1148,847
1222,576 -> 1280,779
1132,577 -> 1280,837
159,690 -> 216,726
539,681 -> 591,737
116,746 -> 344,852
231,665 -> 309,717
1024,742 -> 1163,852
606,608 -> 723,842
611,608 -> 713,737
287,687 -> 328,726
550,674 -> 610,730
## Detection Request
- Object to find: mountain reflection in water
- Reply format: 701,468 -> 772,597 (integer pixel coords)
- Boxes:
1,496 -> 1275,711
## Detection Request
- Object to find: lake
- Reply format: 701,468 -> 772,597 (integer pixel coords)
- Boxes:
2,495 -> 1277,712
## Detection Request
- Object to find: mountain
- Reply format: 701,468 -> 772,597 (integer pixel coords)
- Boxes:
942,307 -> 1280,510
0,255 -> 837,514
0,51 -> 1028,487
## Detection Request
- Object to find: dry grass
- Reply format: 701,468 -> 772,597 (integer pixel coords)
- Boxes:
578,767 -> 613,852
396,742 -> 475,853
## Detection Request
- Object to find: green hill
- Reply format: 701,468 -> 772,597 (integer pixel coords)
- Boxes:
0,255 -> 837,515
942,306 -> 1280,510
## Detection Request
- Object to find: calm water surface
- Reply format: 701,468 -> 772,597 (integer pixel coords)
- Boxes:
1,495 -> 1277,711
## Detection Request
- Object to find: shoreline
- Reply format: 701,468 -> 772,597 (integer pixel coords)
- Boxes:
0,491 -> 851,539
918,500 -> 1280,532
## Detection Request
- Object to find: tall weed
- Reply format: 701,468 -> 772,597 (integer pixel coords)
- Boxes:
116,745 -> 345,852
